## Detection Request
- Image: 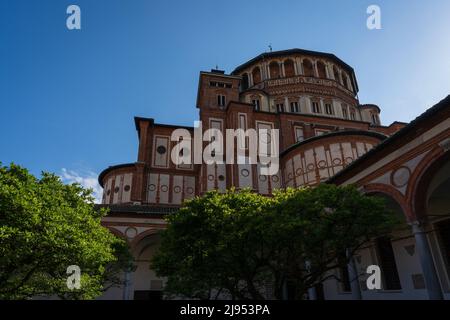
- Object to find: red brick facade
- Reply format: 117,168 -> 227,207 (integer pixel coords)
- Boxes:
99,49 -> 405,206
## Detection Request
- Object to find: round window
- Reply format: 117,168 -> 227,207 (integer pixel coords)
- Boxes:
156,145 -> 167,154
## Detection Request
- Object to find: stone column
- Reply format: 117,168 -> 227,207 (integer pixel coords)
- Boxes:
281,280 -> 288,300
346,249 -> 362,300
305,260 -> 317,300
293,60 -> 298,75
307,286 -> 317,300
122,271 -> 131,300
326,63 -> 333,79
297,58 -> 303,75
313,61 -> 319,77
411,222 -> 444,300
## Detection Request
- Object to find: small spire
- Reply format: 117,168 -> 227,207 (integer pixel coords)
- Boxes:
268,44 -> 272,52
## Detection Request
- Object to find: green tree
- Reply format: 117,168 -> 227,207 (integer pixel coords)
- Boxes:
267,184 -> 398,299
0,163 -> 132,299
152,185 -> 398,300
152,189 -> 273,299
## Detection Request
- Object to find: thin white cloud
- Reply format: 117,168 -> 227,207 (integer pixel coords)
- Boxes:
60,168 -> 103,204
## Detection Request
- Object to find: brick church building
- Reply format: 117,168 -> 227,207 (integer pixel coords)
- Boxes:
97,49 -> 450,300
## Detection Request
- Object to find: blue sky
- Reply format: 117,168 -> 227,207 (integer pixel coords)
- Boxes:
1,0 -> 449,200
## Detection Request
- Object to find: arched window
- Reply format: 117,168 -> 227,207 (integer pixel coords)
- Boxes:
371,113 -> 379,125
333,66 -> 340,82
284,59 -> 295,77
252,67 -> 261,84
345,75 -> 353,91
317,61 -> 327,78
311,100 -> 321,113
341,103 -> 348,119
276,102 -> 284,113
303,59 -> 314,77
251,95 -> 261,111
290,100 -> 299,113
324,102 -> 334,115
241,73 -> 249,90
217,94 -> 226,107
269,61 -> 281,79
341,72 -> 349,89
350,107 -> 356,120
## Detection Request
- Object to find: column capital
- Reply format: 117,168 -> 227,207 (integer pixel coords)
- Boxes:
409,220 -> 428,234
411,221 -> 444,299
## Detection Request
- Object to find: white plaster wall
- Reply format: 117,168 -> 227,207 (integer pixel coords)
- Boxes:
238,163 -> 253,188
121,173 -> 132,203
147,173 -> 158,203
172,175 -> 183,205
183,176 -> 195,200
257,164 -> 269,194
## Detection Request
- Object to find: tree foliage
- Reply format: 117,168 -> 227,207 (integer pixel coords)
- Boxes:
0,163 -> 132,299
152,185 -> 398,300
